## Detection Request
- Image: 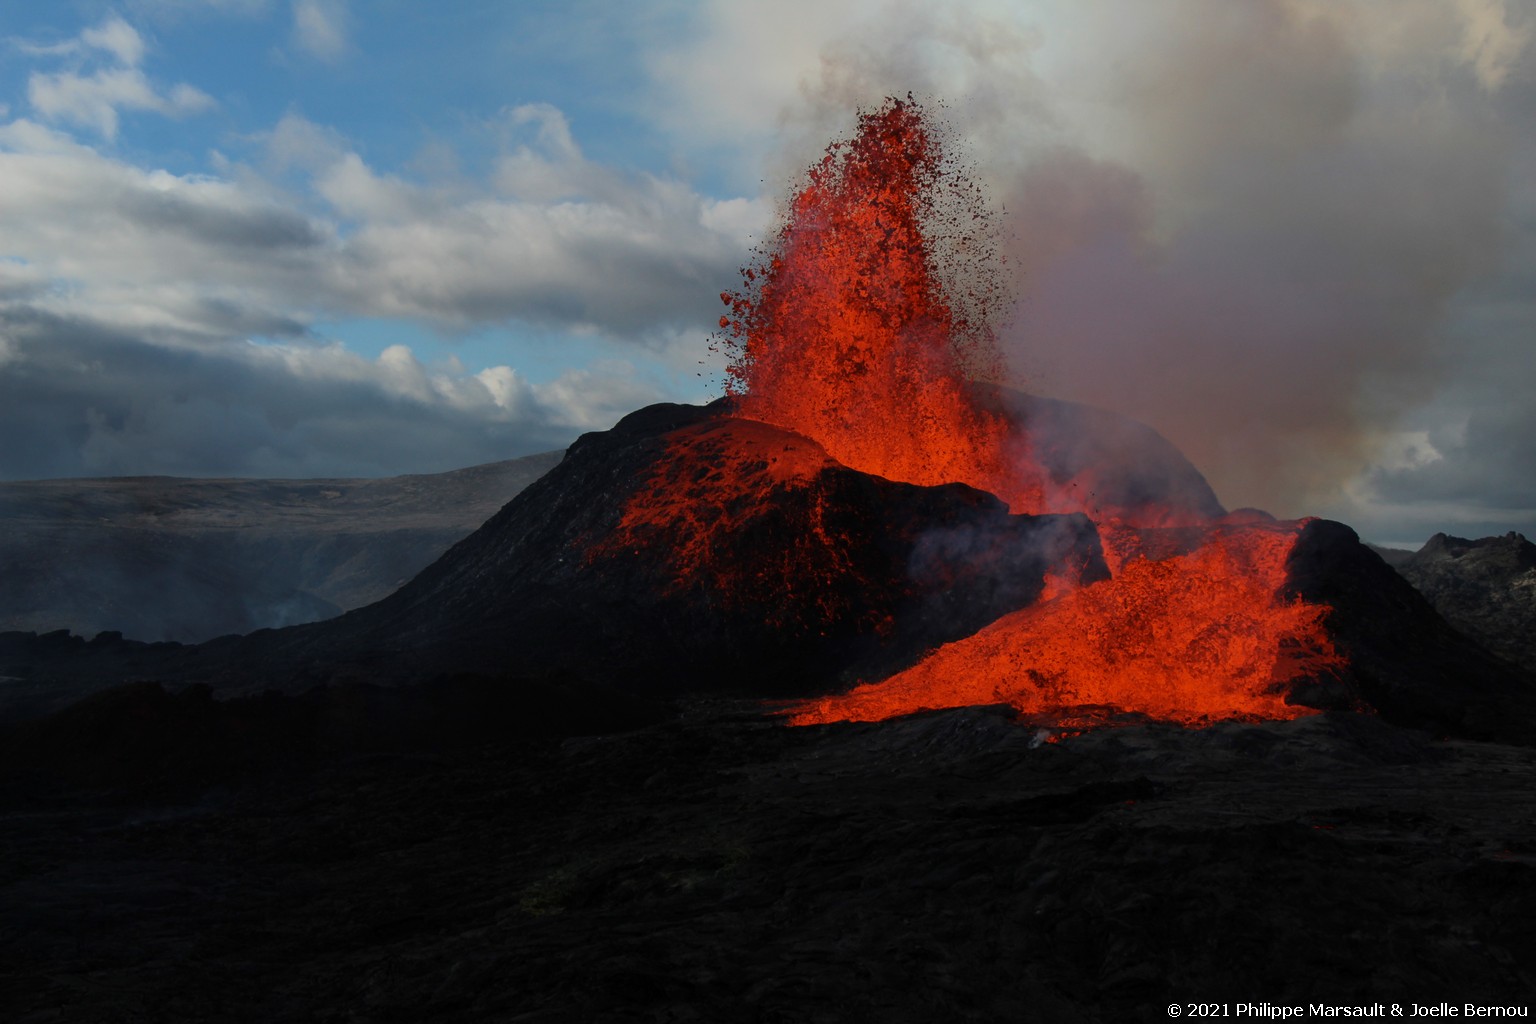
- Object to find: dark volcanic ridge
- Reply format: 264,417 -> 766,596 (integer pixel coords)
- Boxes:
0,450 -> 563,643
1391,531 -> 1536,675
2,391 -> 1532,744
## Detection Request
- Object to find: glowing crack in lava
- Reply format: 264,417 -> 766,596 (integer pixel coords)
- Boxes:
591,416 -> 868,625
612,96 -> 1345,727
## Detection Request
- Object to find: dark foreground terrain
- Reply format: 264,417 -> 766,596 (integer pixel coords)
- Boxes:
4,695 -> 1533,1022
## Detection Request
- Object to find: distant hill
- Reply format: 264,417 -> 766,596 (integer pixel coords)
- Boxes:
1365,543 -> 1413,569
1389,532 -> 1536,674
0,451 -> 563,643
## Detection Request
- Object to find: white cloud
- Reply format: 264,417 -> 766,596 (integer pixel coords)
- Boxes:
262,112 -> 349,173
260,113 -> 747,335
0,118 -> 328,325
493,103 -> 592,202
80,14 -> 148,66
19,14 -> 216,140
475,365 -> 533,416
291,0 -> 349,61
1455,0 -> 1533,91
699,196 -> 771,248
28,67 -> 214,139
527,360 -> 675,431
1373,430 -> 1450,473
0,108 -> 748,343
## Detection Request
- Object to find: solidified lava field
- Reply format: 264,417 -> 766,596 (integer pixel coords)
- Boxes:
3,701 -> 1535,1021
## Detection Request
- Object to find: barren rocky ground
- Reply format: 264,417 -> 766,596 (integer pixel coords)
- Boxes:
3,698 -> 1534,1022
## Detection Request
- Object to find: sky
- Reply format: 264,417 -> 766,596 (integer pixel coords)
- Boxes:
0,0 -> 1532,547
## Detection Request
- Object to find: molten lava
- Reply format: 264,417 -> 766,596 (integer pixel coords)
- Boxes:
603,96 -> 1346,728
589,417 -> 863,626
785,521 -> 1344,727
718,97 -> 1037,510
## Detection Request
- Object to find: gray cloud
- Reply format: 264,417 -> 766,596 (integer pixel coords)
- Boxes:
0,306 -> 661,480
0,76 -> 757,481
0,110 -> 753,344
124,188 -> 326,251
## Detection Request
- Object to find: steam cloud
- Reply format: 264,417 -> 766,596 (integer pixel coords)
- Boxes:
656,0 -> 1536,542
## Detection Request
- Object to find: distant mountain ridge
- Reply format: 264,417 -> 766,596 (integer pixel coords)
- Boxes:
1390,532 -> 1536,674
0,451 -> 564,643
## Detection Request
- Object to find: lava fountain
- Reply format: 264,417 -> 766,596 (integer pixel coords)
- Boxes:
716,97 -> 1028,507
619,96 -> 1345,727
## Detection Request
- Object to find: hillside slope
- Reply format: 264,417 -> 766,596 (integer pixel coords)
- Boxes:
0,451 -> 563,642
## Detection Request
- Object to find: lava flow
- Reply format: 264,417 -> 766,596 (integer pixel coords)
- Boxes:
786,520 -> 1344,727
609,96 -> 1344,727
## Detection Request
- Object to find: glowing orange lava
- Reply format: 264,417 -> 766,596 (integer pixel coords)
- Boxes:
589,417 -> 860,623
603,96 -> 1346,728
784,521 -> 1343,727
718,97 -> 1039,510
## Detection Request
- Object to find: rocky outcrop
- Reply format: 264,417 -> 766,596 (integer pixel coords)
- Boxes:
1285,520 -> 1536,742
1393,532 -> 1536,674
3,397 -> 1532,748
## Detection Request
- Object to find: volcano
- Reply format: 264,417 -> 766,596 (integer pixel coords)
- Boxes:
225,394 -> 1524,741
243,396 -> 1108,696
6,379 -> 1527,739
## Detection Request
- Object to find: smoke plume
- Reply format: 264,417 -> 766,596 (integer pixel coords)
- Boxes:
657,0 -> 1534,535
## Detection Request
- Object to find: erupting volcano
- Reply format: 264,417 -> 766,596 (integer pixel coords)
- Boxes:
614,96 -> 1347,729
16,97 -> 1522,742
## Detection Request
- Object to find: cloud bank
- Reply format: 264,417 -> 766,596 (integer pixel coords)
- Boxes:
1,14 -> 761,480
2,2 -> 1531,546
